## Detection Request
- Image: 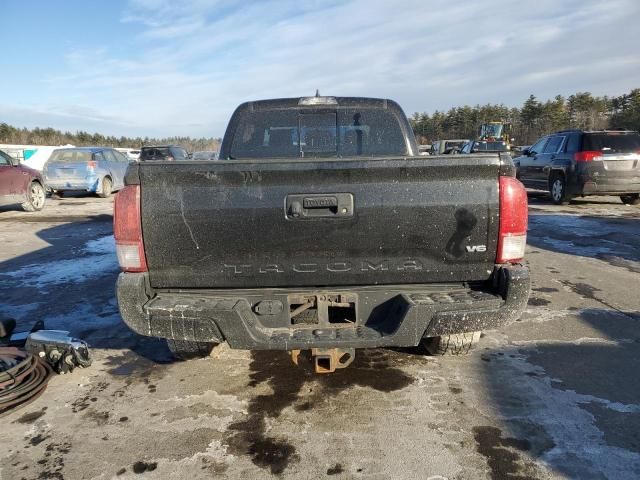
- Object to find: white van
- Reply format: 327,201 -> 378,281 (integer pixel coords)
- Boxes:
115,148 -> 141,161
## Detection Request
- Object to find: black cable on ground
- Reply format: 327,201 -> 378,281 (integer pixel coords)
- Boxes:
0,347 -> 52,418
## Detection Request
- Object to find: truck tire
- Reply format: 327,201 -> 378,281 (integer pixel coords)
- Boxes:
620,194 -> 640,205
98,177 -> 112,198
21,181 -> 46,212
166,339 -> 216,360
549,173 -> 571,205
422,331 -> 481,355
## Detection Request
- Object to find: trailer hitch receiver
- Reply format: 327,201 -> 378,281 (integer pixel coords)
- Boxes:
290,347 -> 355,373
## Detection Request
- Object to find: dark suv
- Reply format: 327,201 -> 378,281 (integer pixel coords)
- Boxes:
139,145 -> 189,161
515,130 -> 640,205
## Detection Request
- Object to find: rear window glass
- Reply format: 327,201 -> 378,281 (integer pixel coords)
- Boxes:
0,150 -> 11,165
103,150 -> 117,162
228,108 -> 407,159
192,151 -> 218,160
583,133 -> 640,153
113,151 -> 129,162
565,134 -> 581,152
444,141 -> 466,151
170,147 -> 188,159
472,141 -> 508,152
48,150 -> 92,163
140,147 -> 170,160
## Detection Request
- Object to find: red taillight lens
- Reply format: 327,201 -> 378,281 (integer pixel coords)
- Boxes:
574,150 -> 601,162
114,185 -> 147,272
497,176 -> 528,264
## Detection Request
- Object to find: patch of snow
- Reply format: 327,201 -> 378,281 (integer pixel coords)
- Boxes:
83,235 -> 115,254
1,235 -> 118,291
528,215 -> 640,272
3,255 -> 117,289
511,337 -> 621,348
158,439 -> 230,476
529,214 -> 621,237
520,307 -> 573,324
35,301 -> 124,341
157,390 -> 247,414
492,349 -> 640,479
538,236 -> 616,257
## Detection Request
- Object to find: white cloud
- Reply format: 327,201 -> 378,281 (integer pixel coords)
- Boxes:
3,0 -> 640,137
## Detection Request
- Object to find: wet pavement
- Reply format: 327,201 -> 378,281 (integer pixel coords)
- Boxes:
1,193 -> 639,479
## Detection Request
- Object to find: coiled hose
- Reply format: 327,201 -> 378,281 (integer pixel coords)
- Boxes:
0,347 -> 52,418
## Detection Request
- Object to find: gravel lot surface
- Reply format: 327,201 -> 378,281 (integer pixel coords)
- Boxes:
1,192 -> 639,479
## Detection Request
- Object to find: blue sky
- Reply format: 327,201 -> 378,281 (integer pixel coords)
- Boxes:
1,0 -> 639,138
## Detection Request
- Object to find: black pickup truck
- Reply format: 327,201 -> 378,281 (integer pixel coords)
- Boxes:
115,96 -> 530,373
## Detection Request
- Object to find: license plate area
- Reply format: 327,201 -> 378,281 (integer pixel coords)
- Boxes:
289,293 -> 357,328
604,160 -> 636,171
57,167 -> 77,175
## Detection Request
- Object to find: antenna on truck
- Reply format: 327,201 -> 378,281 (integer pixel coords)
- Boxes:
299,91 -> 337,105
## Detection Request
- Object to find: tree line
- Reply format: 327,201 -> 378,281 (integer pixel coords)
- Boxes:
0,123 -> 221,152
2,88 -> 639,151
410,88 -> 640,146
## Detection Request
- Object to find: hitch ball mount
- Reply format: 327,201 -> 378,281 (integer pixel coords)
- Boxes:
290,347 -> 355,373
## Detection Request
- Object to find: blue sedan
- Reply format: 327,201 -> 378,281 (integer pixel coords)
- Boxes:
43,147 -> 131,197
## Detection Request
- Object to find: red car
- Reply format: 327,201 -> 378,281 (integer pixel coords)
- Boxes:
0,149 -> 46,211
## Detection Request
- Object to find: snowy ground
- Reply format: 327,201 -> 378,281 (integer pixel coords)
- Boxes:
0,193 -> 639,480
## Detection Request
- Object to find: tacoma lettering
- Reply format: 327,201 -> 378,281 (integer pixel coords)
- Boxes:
222,259 -> 425,274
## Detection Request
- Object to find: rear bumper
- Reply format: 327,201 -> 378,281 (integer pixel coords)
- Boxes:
579,179 -> 640,195
45,177 -> 101,193
116,265 -> 530,349
570,169 -> 640,196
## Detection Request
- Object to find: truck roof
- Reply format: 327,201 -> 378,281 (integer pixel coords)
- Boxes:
141,145 -> 181,149
242,96 -> 399,110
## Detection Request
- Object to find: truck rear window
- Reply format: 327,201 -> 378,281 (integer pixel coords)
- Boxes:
228,109 -> 407,159
140,148 -> 170,160
473,141 -> 508,152
583,133 -> 640,153
444,141 -> 466,151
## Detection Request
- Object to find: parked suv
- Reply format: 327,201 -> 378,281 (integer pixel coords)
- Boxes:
44,147 -> 130,198
515,130 -> 640,205
139,145 -> 189,161
0,149 -> 46,211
